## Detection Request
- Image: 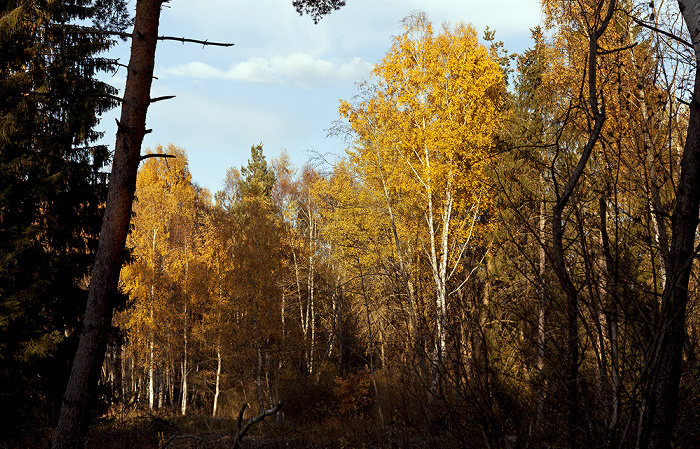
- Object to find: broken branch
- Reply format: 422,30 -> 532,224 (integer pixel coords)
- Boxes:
140,153 -> 176,161
150,95 -> 176,103
64,29 -> 234,47
232,401 -> 284,449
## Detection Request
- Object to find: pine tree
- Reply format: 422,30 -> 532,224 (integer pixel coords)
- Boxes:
0,0 -> 127,441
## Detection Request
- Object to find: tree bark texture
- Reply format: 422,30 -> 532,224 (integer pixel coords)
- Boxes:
52,1 -> 162,447
643,35 -> 700,449
640,4 -> 700,448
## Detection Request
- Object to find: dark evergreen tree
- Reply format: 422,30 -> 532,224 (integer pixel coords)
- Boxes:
241,144 -> 277,199
0,0 -> 127,442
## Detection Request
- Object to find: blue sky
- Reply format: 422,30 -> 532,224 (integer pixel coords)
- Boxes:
99,0 -> 542,193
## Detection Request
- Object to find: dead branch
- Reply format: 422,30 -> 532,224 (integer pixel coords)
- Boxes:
150,95 -> 176,103
159,36 -> 234,47
231,401 -> 284,449
63,29 -> 234,47
140,153 -> 176,161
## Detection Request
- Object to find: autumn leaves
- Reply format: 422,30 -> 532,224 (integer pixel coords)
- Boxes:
339,13 -> 504,379
116,13 -> 508,420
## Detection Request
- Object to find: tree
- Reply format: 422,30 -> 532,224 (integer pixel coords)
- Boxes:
497,1 -> 699,446
0,0 -> 126,441
52,2 -> 345,447
643,2 -> 700,447
223,144 -> 287,413
118,144 -> 199,413
340,12 -> 505,388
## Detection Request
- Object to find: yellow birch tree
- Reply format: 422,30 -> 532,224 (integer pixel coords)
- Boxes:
340,12 -> 505,381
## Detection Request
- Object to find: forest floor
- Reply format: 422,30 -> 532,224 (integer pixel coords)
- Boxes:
84,411 -> 432,449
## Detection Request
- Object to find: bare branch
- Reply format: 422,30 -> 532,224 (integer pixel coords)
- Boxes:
232,401 -> 283,449
64,29 -> 234,47
598,42 -> 638,55
631,16 -> 693,49
236,402 -> 247,432
159,36 -> 234,47
140,153 -> 176,161
150,95 -> 176,103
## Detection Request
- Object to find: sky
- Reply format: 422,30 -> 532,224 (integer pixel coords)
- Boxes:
98,0 -> 543,193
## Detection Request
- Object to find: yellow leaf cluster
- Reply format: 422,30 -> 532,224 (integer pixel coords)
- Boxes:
340,13 -> 505,251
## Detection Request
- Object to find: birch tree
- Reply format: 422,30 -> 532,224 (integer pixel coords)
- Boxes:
340,12 -> 505,384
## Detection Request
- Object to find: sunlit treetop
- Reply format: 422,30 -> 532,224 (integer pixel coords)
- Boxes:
340,12 -> 506,210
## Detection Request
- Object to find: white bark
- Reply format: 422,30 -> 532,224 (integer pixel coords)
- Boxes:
181,302 -> 188,416
213,339 -> 221,417
308,204 -> 316,374
149,290 -> 155,410
149,228 -> 157,410
181,242 -> 190,416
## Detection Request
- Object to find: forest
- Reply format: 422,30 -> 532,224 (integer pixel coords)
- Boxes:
3,0 -> 700,448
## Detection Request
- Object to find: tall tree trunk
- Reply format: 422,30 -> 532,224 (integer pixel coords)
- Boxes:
549,3 -> 615,445
121,345 -> 129,402
266,351 -> 273,410
375,148 -> 420,358
52,2 -> 162,447
600,195 -> 620,441
213,278 -> 223,418
213,336 -> 222,417
359,265 -> 384,427
181,302 -> 188,415
308,214 -> 316,375
149,299 -> 155,410
535,184 -> 546,434
257,341 -> 264,413
641,4 -> 700,445
293,249 -> 311,373
337,282 -> 344,369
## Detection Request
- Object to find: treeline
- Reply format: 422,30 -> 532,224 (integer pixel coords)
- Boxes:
106,6 -> 700,448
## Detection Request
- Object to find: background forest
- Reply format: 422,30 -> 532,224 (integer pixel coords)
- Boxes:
3,0 -> 700,448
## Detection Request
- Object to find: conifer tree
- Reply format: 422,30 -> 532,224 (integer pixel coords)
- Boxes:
0,0 -> 127,441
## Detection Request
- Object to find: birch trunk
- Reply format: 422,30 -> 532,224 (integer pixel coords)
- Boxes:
181,241 -> 190,415
293,250 -> 311,373
181,302 -> 188,415
626,33 -> 670,287
149,300 -> 155,410
308,211 -> 316,374
213,276 -> 223,417
212,338 -> 222,417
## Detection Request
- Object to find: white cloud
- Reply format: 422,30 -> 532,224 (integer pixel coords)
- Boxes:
160,53 -> 374,87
